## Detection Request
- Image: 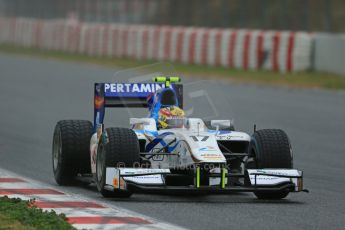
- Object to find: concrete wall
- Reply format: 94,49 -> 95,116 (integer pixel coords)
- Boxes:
1,17 -> 344,75
0,17 -> 313,73
314,33 -> 345,75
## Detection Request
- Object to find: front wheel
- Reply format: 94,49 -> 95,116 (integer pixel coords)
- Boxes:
95,127 -> 140,198
247,129 -> 293,199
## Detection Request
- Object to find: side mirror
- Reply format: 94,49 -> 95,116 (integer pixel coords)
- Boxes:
130,118 -> 152,126
210,120 -> 231,131
129,118 -> 157,131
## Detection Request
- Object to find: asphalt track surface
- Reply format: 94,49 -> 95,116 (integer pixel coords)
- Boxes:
0,53 -> 345,230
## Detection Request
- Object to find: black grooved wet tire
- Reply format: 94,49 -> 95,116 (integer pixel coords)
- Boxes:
248,129 -> 293,199
96,127 -> 140,198
52,120 -> 93,185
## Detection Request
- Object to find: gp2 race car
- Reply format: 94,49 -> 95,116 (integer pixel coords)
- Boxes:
52,76 -> 308,199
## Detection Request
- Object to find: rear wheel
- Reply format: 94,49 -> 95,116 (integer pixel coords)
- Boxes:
52,120 -> 93,185
96,127 -> 140,198
247,129 -> 293,199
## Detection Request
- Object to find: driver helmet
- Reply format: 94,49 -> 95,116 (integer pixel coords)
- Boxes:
158,106 -> 186,129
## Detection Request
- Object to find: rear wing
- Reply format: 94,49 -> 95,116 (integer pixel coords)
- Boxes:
94,83 -> 183,129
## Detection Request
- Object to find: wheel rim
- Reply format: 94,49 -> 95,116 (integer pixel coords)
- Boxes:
52,129 -> 61,171
96,144 -> 105,182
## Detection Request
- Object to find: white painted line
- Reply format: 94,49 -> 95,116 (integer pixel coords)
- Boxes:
40,208 -> 133,217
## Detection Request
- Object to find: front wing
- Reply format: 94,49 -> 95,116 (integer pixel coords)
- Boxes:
104,168 -> 307,195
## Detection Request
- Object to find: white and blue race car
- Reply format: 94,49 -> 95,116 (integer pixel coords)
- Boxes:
52,77 -> 307,199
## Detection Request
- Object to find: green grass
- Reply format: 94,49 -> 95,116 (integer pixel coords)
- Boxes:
1,44 -> 345,90
0,196 -> 74,230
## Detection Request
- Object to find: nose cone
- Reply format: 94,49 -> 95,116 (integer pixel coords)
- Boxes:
188,134 -> 226,163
